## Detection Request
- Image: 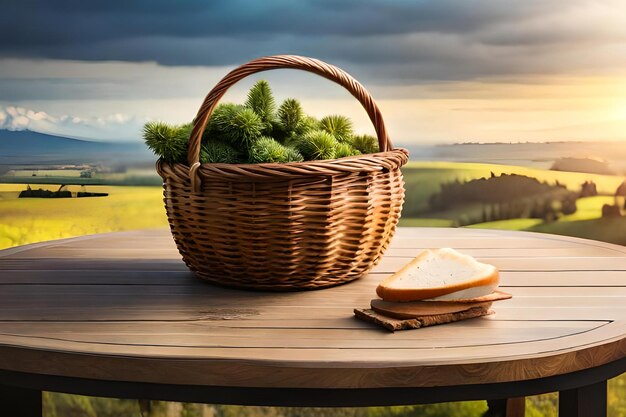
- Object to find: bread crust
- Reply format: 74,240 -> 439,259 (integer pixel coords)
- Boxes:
371,299 -> 492,319
375,250 -> 500,302
370,290 -> 511,318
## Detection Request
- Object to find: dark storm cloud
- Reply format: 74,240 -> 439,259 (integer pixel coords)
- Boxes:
1,0 -> 625,81
2,0 -> 555,43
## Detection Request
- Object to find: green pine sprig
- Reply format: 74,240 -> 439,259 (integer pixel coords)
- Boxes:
249,136 -> 290,163
335,142 -> 360,158
203,103 -> 244,142
245,80 -> 276,129
143,121 -> 188,164
200,141 -> 240,164
278,98 -> 303,135
285,146 -> 304,162
213,107 -> 264,151
294,130 -> 338,160
350,134 -> 379,154
319,115 -> 353,143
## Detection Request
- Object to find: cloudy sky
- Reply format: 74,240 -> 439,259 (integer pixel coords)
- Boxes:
1,0 -> 626,144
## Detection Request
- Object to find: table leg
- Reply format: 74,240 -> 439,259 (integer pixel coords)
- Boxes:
0,384 -> 42,417
559,380 -> 607,417
485,397 -> 525,417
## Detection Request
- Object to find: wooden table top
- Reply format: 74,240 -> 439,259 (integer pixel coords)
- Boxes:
1,227 -> 625,393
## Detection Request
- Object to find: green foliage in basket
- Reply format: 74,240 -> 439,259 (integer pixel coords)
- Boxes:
278,98 -> 303,135
203,103 -> 243,141
220,107 -> 265,149
200,141 -> 240,164
319,115 -> 354,143
143,122 -> 187,164
284,146 -> 305,162
295,130 -> 339,160
296,115 -> 319,136
245,80 -> 276,129
351,134 -> 379,154
143,80 -> 380,165
335,142 -> 361,158
249,137 -> 291,163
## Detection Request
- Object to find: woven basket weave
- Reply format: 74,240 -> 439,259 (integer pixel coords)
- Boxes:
157,55 -> 408,291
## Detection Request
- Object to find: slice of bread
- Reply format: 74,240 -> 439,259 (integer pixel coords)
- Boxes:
370,291 -> 511,319
371,299 -> 492,319
376,248 -> 499,302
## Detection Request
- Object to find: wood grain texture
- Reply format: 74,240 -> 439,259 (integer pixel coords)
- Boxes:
0,228 -> 624,390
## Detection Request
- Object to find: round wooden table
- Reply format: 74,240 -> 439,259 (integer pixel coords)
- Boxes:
0,228 -> 625,417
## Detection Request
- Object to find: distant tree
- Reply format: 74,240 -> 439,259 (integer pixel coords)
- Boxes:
580,181 -> 598,197
428,173 -> 578,225
615,180 -> 626,211
602,204 -> 622,218
562,196 -> 577,215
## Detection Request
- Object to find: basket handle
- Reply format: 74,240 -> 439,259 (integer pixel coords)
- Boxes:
187,55 -> 393,167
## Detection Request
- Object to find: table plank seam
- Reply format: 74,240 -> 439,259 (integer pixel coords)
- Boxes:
0,322 -> 610,351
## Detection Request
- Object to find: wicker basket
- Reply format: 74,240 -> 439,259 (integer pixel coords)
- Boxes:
157,55 -> 408,290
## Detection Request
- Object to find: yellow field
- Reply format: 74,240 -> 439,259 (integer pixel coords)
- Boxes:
0,184 -> 167,250
5,169 -> 83,178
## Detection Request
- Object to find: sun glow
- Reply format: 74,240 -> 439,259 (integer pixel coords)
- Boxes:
613,102 -> 626,121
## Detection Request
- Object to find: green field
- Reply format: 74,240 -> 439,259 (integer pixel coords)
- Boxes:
396,217 -> 455,227
0,168 -> 162,186
560,195 -> 616,221
466,218 -> 544,230
463,196 -> 626,245
401,161 -> 624,215
399,161 -> 626,245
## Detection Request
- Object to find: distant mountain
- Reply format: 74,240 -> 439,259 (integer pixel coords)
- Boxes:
551,157 -> 616,176
403,141 -> 626,173
0,130 -> 152,166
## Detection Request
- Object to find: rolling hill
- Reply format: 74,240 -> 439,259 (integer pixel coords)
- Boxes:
0,130 -> 151,168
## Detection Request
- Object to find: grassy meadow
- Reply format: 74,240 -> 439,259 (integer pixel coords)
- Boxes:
467,195 -> 626,244
0,168 -> 162,186
1,161 -> 625,416
398,161 -> 626,245
401,161 -> 624,214
0,184 -> 167,250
